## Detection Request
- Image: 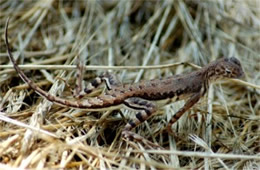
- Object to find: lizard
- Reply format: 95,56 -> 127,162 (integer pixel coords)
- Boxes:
4,19 -> 244,141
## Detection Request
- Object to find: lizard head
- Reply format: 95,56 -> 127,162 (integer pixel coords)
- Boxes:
208,57 -> 244,81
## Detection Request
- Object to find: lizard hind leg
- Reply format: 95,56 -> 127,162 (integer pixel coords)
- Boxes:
99,71 -> 121,90
80,71 -> 121,97
74,56 -> 86,99
122,97 -> 159,146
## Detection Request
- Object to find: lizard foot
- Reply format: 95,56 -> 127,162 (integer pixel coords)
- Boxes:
122,131 -> 163,149
158,126 -> 178,139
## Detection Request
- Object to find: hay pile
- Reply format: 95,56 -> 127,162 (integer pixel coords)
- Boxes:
0,0 -> 259,169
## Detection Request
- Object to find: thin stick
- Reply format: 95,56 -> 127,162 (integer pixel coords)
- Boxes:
0,62 -> 200,70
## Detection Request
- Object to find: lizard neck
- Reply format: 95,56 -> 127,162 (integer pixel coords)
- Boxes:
202,61 -> 219,83
196,65 -> 214,96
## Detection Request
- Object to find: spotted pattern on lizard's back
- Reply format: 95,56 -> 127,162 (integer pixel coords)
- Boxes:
5,19 -> 244,142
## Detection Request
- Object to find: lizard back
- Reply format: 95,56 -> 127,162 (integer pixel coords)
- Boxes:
107,70 -> 205,102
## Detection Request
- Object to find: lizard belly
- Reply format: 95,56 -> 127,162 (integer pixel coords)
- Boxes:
156,92 -> 191,107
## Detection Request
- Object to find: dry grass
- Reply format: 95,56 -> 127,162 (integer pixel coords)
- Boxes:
0,0 -> 260,169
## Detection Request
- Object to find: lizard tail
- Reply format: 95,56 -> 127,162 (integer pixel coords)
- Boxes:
5,18 -> 115,110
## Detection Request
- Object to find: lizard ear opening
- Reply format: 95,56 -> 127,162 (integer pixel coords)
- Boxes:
215,67 -> 222,75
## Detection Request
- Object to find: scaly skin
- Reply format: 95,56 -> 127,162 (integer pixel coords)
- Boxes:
5,19 -> 244,141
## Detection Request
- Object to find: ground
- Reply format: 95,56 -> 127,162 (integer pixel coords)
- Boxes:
0,0 -> 259,169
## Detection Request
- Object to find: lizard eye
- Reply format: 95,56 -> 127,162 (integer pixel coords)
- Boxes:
225,68 -> 231,74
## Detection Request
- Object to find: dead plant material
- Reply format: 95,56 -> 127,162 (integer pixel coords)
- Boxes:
0,1 -> 259,169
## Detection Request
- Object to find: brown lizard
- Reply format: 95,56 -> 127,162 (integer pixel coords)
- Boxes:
5,20 -> 244,141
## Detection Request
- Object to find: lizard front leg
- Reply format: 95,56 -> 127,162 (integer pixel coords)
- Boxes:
122,97 -> 157,141
166,92 -> 201,134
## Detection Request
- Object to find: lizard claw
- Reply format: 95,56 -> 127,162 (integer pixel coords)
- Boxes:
122,130 -> 143,141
